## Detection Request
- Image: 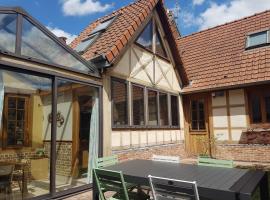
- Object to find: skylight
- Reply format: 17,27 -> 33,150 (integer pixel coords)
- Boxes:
246,30 -> 269,48
91,16 -> 116,35
74,33 -> 98,53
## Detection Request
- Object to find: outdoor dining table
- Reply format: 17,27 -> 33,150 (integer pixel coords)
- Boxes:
92,159 -> 269,200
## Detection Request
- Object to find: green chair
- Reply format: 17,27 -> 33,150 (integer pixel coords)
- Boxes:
93,168 -> 149,200
198,157 -> 233,168
97,155 -> 119,168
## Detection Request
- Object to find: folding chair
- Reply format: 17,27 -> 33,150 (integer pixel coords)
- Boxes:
93,168 -> 149,200
149,175 -> 200,200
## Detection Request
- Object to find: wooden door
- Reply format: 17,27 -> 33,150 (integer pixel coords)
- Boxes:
183,93 -> 211,156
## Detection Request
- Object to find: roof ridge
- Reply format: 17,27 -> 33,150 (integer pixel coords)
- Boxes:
179,9 -> 270,40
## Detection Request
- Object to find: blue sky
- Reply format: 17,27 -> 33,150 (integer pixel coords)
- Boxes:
1,0 -> 270,43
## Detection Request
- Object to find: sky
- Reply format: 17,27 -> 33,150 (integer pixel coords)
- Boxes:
1,0 -> 270,44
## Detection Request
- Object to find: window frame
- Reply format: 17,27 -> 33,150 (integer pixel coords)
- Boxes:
189,98 -> 206,132
147,88 -> 159,128
246,29 -> 270,49
3,93 -> 30,149
134,17 -> 170,62
170,95 -> 180,128
111,77 -> 129,128
74,32 -> 100,54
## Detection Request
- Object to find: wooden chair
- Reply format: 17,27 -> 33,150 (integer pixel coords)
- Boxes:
148,175 -> 200,200
93,168 -> 150,200
198,157 -> 233,168
97,155 -> 119,168
0,164 -> 14,199
152,155 -> 180,163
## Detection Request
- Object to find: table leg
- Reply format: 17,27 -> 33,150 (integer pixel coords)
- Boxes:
260,173 -> 269,200
93,176 -> 99,200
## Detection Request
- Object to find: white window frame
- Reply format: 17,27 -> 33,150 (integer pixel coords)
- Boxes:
246,30 -> 270,48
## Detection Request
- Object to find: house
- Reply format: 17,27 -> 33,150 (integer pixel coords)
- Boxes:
0,0 -> 270,199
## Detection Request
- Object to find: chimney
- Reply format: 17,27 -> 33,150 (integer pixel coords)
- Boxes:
166,9 -> 181,38
59,36 -> 67,44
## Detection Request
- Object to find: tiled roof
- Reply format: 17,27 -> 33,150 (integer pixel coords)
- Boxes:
178,10 -> 270,93
70,0 -> 159,63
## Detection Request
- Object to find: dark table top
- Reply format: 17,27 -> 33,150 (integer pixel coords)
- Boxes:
0,165 -> 13,176
104,159 -> 265,200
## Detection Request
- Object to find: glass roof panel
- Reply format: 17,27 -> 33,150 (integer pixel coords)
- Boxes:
136,20 -> 153,51
21,18 -> 91,73
0,14 -> 17,53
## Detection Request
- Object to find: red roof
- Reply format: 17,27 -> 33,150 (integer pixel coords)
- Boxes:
178,10 -> 270,93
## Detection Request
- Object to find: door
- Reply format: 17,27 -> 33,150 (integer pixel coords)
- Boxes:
183,93 -> 211,156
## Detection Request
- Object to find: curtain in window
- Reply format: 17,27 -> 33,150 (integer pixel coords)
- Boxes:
0,71 -> 4,131
87,91 -> 99,183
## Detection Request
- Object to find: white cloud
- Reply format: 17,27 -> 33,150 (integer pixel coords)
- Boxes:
61,0 -> 112,16
193,0 -> 205,6
197,0 -> 270,30
47,26 -> 77,44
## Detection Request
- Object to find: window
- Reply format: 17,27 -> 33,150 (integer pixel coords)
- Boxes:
112,79 -> 128,126
171,95 -> 179,126
74,33 -> 98,53
148,90 -> 158,126
4,95 -> 29,147
248,87 -> 270,124
0,14 -> 17,53
246,30 -> 269,48
91,16 -> 116,34
136,20 -> 153,51
191,100 -> 205,130
159,92 -> 168,126
156,28 -> 167,58
135,19 -> 168,59
132,85 -> 145,126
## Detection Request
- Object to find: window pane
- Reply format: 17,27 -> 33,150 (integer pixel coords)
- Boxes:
265,96 -> 270,122
159,93 -> 168,126
171,96 -> 179,126
112,79 -> 128,126
21,18 -> 91,73
251,96 -> 262,123
0,69 -> 52,198
156,29 -> 167,58
148,90 -> 158,126
136,20 -> 153,50
91,16 -> 115,34
56,80 -> 99,191
191,100 -> 205,130
0,14 -> 17,53
132,85 -> 144,126
248,31 -> 267,47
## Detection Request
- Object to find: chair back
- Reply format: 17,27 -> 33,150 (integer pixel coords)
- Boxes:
93,168 -> 129,200
0,165 -> 14,183
97,155 -> 118,168
152,155 -> 180,163
198,157 -> 233,168
149,175 -> 200,200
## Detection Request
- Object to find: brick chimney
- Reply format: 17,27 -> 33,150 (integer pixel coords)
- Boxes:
59,36 -> 67,44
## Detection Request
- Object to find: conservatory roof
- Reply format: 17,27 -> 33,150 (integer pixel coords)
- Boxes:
0,7 -> 99,77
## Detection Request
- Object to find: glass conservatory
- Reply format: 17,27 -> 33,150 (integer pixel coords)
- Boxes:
0,7 -> 102,200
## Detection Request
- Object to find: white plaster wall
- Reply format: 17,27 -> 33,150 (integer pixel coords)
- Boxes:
231,129 -> 243,141
214,129 -> 229,140
229,89 -> 245,105
212,108 -> 228,128
230,107 -> 247,128
212,95 -> 226,107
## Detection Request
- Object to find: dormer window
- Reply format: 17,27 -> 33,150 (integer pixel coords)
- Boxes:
91,16 -> 116,34
246,30 -> 269,48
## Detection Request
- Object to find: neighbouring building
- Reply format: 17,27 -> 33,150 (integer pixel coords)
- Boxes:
1,0 -> 270,199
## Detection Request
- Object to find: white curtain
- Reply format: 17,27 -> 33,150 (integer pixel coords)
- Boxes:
0,71 -> 4,132
87,91 -> 99,183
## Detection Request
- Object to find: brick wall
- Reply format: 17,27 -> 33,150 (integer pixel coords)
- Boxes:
113,142 -> 187,161
44,141 -> 72,176
215,144 -> 270,163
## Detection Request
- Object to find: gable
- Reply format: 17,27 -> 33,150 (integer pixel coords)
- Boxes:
111,11 -> 181,92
